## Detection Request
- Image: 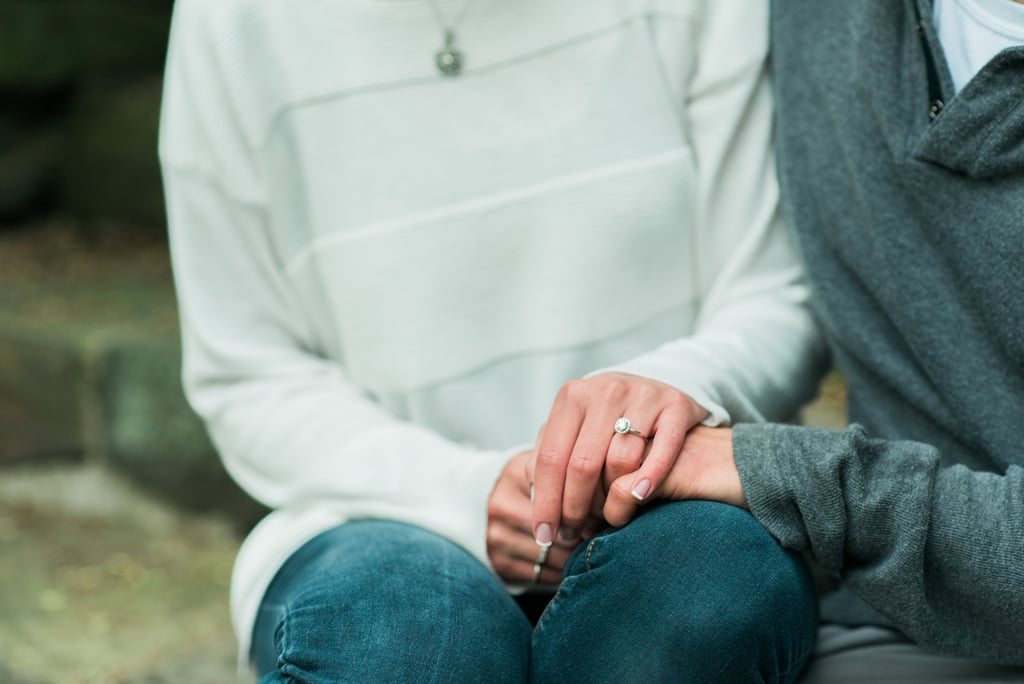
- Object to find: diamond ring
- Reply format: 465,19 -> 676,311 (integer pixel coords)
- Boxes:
613,417 -> 647,439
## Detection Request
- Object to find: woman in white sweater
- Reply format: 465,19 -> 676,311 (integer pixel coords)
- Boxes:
159,0 -> 826,680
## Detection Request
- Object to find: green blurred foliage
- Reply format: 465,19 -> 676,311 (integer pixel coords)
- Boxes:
0,0 -> 175,232
0,0 -> 174,90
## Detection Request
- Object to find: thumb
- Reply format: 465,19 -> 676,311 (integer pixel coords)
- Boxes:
602,471 -> 663,528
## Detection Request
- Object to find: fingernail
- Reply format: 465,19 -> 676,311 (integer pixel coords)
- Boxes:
631,478 -> 652,501
535,523 -> 553,547
558,527 -> 580,543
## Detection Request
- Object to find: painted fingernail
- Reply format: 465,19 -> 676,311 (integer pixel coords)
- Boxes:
535,523 -> 554,547
631,478 -> 652,501
558,527 -> 580,543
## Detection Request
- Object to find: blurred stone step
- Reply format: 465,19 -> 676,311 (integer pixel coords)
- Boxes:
0,463 -> 243,684
0,659 -> 46,684
0,328 -> 85,463
0,235 -> 266,527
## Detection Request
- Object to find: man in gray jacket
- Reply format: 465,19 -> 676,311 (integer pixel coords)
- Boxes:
603,0 -> 1024,679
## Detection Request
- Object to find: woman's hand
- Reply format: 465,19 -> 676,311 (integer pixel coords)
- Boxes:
602,426 -> 747,527
487,450 -> 576,586
530,372 -> 708,547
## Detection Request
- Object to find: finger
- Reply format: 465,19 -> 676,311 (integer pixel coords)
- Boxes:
524,425 -> 544,489
559,404 -> 621,537
602,471 -> 646,528
623,400 -> 695,504
531,383 -> 586,546
558,375 -> 645,534
604,411 -> 655,491
491,499 -> 581,553
487,523 -> 574,582
581,512 -> 607,541
489,519 -> 576,565
499,557 -> 565,586
537,566 -> 564,586
534,420 -> 549,447
589,477 -> 605,507
576,488 -> 607,541
487,473 -> 582,560
495,486 -> 583,558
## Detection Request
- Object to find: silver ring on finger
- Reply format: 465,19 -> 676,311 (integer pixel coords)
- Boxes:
532,543 -> 550,584
613,416 -> 647,440
536,543 -> 550,566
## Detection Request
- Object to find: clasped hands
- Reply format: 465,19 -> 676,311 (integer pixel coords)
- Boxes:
486,372 -> 746,586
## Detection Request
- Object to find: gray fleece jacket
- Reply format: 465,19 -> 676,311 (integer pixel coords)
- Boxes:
732,0 -> 1024,665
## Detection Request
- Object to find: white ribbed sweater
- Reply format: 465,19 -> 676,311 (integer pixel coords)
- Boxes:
159,0 -> 825,665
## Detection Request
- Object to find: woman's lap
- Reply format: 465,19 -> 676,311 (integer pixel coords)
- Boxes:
251,501 -> 818,683
251,520 -> 531,683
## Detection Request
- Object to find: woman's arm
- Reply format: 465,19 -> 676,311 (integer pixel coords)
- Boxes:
529,0 -> 828,546
160,3 -> 508,567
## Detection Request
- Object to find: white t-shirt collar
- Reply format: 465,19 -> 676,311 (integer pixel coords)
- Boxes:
933,0 -> 1024,92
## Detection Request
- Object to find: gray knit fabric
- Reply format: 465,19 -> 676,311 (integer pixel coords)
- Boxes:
733,0 -> 1024,665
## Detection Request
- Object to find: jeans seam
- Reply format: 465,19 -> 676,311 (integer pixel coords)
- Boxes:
535,537 -> 600,632
274,606 -> 293,682
584,537 -> 598,571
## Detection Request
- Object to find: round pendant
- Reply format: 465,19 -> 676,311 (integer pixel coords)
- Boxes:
435,45 -> 463,76
435,29 -> 464,76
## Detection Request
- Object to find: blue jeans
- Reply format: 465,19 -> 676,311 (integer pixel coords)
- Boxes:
252,501 -> 817,683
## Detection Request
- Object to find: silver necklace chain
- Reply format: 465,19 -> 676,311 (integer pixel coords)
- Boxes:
425,0 -> 476,76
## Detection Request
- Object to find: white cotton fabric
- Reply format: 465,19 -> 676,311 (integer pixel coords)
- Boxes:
158,0 -> 825,666
934,0 -> 1024,93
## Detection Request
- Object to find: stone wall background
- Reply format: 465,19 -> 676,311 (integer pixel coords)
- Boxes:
0,5 -> 259,680
0,0 -> 269,530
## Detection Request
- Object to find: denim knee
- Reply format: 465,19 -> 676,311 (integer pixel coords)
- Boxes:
531,501 -> 817,683
253,520 -> 531,683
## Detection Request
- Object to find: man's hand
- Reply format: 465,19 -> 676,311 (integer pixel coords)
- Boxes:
602,426 -> 747,527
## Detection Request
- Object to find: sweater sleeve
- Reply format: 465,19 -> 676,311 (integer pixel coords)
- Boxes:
601,0 -> 828,425
158,4 -> 508,567
734,423 -> 1024,665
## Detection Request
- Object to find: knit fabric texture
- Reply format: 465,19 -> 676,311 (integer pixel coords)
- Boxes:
733,0 -> 1024,665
